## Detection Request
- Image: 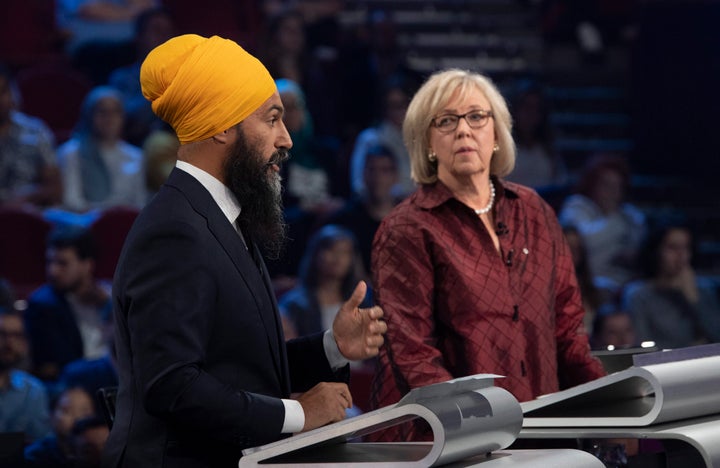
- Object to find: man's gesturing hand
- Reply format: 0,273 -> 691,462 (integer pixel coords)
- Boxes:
332,281 -> 387,361
297,382 -> 352,431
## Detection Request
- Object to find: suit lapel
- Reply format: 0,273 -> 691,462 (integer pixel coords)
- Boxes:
165,169 -> 288,392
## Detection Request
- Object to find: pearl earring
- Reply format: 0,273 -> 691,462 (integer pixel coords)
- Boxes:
493,143 -> 500,153
428,151 -> 437,162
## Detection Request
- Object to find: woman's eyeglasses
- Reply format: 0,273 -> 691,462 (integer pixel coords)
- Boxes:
431,110 -> 494,133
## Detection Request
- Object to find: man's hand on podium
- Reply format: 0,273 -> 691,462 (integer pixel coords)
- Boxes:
297,382 -> 353,431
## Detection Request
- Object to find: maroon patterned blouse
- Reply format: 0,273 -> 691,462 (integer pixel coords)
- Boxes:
369,178 -> 605,441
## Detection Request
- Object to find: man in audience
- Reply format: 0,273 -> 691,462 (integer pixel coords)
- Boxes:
24,227 -> 112,382
0,63 -> 62,208
0,307 -> 51,443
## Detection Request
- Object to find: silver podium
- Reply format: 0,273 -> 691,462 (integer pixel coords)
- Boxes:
519,345 -> 720,467
239,375 -> 603,467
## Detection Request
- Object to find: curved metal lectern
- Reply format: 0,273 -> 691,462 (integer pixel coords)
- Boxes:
239,375 -> 604,467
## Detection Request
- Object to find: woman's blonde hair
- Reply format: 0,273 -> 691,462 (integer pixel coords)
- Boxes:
404,69 -> 515,185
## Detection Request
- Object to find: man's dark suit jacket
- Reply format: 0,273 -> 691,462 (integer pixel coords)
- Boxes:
102,168 -> 346,468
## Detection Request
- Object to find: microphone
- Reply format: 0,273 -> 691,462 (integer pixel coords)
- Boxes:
496,222 -> 509,236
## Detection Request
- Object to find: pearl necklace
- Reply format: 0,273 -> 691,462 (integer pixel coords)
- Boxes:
473,182 -> 495,216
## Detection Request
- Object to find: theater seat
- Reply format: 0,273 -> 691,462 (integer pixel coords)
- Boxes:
89,206 -> 140,281
0,207 -> 52,299
15,62 -> 92,144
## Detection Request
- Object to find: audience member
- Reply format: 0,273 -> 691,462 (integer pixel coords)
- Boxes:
370,69 -> 604,441
69,416 -> 109,468
57,86 -> 147,213
335,9 -> 418,139
558,153 -> 646,289
0,63 -> 62,208
622,222 -> 720,349
276,78 -> 341,216
0,278 -> 14,309
58,303 -> 117,415
56,0 -> 157,83
259,9 -> 308,86
350,75 -> 414,198
266,78 -> 342,279
0,308 -> 51,443
591,305 -> 637,350
24,226 -> 112,382
279,225 -> 371,337
326,145 -> 399,275
24,386 -> 96,467
107,6 -> 176,146
142,128 -> 179,198
258,6 -> 344,139
506,81 -> 567,189
563,224 -> 605,333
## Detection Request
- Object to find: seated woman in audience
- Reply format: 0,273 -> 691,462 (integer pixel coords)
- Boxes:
279,225 -> 371,337
57,86 -> 147,213
559,153 -> 646,289
622,221 -> 720,349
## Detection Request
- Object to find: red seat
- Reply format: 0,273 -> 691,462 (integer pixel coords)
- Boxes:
0,0 -> 64,69
0,207 -> 52,300
15,62 -> 92,144
162,0 -> 262,51
89,206 -> 140,281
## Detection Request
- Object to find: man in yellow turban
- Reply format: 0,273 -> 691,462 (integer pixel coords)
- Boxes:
103,34 -> 386,468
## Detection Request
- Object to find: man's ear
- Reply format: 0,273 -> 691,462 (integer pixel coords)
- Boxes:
211,128 -> 232,144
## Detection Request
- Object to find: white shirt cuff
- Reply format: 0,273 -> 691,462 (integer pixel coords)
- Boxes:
281,399 -> 305,433
323,329 -> 350,370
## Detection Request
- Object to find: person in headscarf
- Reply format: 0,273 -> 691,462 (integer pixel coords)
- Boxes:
102,34 -> 386,468
57,86 -> 146,213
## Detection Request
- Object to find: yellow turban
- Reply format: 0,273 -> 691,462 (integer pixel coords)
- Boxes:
140,34 -> 275,144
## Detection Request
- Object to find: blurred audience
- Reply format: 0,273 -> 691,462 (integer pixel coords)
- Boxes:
559,153 -> 646,289
0,307 -> 51,443
349,75 -> 414,198
563,224 -> 606,333
266,78 -> 342,279
142,129 -> 179,199
327,145 -> 400,275
68,416 -> 109,468
24,226 -> 112,382
57,86 -> 146,213
276,79 -> 341,216
622,221 -> 720,349
506,81 -> 567,190
24,386 -> 96,467
0,63 -> 62,208
0,278 -> 15,309
279,225 -> 371,337
107,6 -> 176,146
591,305 -> 637,350
57,0 -> 158,83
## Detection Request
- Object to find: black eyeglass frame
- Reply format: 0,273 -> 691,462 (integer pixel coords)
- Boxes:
431,110 -> 494,133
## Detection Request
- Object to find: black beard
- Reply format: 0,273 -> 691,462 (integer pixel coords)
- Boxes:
223,129 -> 289,260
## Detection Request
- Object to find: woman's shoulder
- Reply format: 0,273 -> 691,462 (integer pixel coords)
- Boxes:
56,138 -> 81,158
278,286 -> 312,307
116,140 -> 143,159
